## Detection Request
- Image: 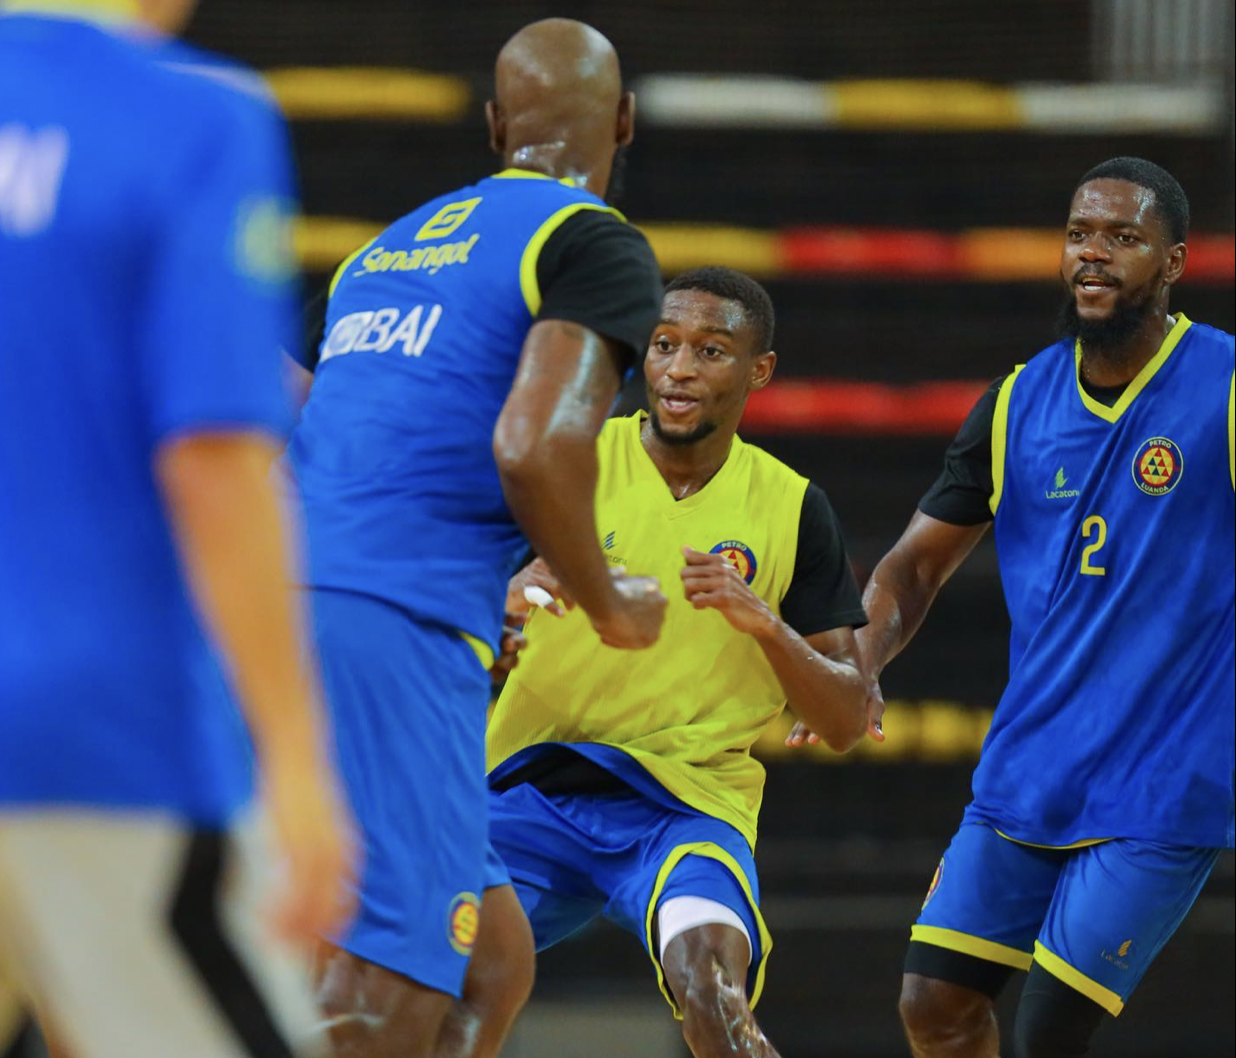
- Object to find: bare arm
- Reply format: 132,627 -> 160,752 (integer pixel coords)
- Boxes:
679,548 -> 867,752
156,431 -> 353,942
494,320 -> 665,648
855,510 -> 989,680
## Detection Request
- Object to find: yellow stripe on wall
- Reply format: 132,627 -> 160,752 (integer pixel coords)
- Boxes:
267,67 -> 470,121
830,80 -> 1022,130
296,216 -> 384,272
960,229 -> 1062,281
642,223 -> 779,277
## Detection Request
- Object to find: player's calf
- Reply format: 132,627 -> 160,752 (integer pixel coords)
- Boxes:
1012,965 -> 1105,1058
898,974 -> 1000,1058
662,923 -> 781,1058
435,885 -> 536,1058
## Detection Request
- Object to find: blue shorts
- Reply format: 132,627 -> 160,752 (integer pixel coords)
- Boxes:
484,783 -> 771,1018
913,822 -> 1220,1015
311,589 -> 491,997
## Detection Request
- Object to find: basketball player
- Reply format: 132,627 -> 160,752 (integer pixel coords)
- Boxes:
0,2 -> 353,1056
430,268 -> 871,1058
793,157 -> 1233,1057
289,19 -> 668,1058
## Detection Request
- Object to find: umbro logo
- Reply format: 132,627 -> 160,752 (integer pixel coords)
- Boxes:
603,531 -> 615,550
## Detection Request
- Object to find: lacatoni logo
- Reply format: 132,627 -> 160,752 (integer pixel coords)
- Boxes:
321,304 -> 443,362
1045,466 -> 1080,500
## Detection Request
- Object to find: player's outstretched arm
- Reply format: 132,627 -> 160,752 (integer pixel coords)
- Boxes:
680,547 -> 868,752
494,319 -> 667,649
156,432 -> 356,944
857,510 -> 988,678
786,511 -> 988,748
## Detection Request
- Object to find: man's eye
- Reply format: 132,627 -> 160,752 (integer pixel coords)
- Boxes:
1067,229 -> 1084,240
703,346 -> 723,358
1118,233 -> 1138,245
653,337 -> 673,352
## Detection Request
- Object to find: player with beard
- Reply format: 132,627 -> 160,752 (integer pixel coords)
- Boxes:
789,157 -> 1233,1057
433,268 -> 871,1058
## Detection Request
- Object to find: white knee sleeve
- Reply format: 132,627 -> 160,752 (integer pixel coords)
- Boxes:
657,895 -> 752,966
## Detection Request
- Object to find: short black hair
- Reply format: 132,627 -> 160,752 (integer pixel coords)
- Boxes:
664,266 -> 775,353
1074,156 -> 1189,244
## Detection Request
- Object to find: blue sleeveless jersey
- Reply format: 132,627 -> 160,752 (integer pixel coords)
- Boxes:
288,171 -> 622,651
964,315 -> 1235,848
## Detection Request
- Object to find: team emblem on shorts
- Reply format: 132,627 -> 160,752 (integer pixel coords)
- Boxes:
447,892 -> 480,955
710,540 -> 758,584
1132,436 -> 1182,496
921,857 -> 944,910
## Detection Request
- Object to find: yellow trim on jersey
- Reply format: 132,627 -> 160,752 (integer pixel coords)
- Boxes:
1033,941 -> 1125,1016
1227,371 -> 1234,490
1073,313 -> 1192,424
643,842 -> 773,1020
988,365 -> 1025,515
994,828 -> 1110,850
910,925 -> 1033,971
518,202 -> 627,316
459,632 -> 494,672
327,237 -> 377,297
1,0 -> 137,22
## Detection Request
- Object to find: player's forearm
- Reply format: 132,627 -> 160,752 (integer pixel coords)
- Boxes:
155,433 -> 324,766
753,621 -> 867,752
494,320 -> 624,621
854,552 -> 931,678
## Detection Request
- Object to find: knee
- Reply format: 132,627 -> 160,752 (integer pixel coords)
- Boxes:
669,953 -> 750,1052
899,974 -> 994,1050
468,890 -> 536,1019
1012,967 -> 1105,1058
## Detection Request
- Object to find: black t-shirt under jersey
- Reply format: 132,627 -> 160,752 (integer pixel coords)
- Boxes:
302,209 -> 661,371
919,375 -> 1129,526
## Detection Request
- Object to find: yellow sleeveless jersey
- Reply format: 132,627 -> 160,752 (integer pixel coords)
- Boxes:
487,413 -> 813,849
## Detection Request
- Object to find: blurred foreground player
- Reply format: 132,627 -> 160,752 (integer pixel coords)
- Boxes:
435,269 -> 870,1058
290,18 -> 667,1058
791,158 -> 1233,1056
0,1 -> 353,1057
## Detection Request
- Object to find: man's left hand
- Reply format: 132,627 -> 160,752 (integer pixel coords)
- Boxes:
679,546 -> 777,637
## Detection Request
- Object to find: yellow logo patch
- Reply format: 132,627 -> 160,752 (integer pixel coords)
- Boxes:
415,196 -> 481,241
447,892 -> 480,955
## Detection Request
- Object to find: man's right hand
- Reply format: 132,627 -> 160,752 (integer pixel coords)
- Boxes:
590,573 -> 668,649
264,743 -> 358,946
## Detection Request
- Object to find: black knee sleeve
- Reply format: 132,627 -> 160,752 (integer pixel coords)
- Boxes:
1014,963 -> 1107,1058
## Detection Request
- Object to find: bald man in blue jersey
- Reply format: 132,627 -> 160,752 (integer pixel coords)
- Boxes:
0,2 -> 352,1056
290,18 -> 668,1058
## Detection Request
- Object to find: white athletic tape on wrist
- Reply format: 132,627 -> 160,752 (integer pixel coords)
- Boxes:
657,895 -> 751,966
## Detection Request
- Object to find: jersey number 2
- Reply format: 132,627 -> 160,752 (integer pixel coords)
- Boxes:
1080,515 -> 1107,576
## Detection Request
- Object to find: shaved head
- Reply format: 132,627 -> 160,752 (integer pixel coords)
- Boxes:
486,19 -> 633,197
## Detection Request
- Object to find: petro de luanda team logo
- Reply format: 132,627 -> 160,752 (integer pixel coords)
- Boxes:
710,540 -> 757,583
447,891 -> 480,955
1132,437 -> 1183,496
922,857 -> 944,910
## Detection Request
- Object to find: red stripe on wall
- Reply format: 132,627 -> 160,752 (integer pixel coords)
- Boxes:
741,380 -> 990,434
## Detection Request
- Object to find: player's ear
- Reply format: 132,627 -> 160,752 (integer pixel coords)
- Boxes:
1163,241 -> 1187,287
749,350 -> 776,391
485,100 -> 505,156
617,91 -> 635,147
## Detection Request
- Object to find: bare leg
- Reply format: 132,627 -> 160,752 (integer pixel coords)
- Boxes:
661,923 -> 780,1058
434,885 -> 535,1058
313,942 -> 452,1058
899,973 -> 1000,1058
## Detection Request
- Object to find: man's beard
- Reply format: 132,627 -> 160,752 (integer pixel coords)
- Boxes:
1056,271 -> 1161,360
605,145 -> 629,206
648,408 -> 717,446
